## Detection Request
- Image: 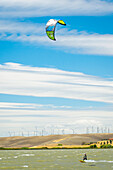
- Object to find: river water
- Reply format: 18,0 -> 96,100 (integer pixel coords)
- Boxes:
0,149 -> 113,170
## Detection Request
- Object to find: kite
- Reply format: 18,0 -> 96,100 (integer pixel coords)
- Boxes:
46,19 -> 66,41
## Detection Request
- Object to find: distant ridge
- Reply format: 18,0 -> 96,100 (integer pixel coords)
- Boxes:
0,133 -> 113,148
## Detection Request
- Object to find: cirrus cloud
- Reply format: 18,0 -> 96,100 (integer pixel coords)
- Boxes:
0,20 -> 113,56
0,0 -> 113,17
0,62 -> 113,103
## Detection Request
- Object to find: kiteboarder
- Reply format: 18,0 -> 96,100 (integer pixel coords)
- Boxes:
83,153 -> 87,161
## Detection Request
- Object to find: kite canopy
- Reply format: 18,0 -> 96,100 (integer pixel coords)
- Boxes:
46,19 -> 66,41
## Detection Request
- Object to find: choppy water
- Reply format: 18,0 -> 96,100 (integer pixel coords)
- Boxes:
0,149 -> 113,169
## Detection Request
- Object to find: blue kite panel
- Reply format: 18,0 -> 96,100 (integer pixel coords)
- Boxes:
46,26 -> 55,31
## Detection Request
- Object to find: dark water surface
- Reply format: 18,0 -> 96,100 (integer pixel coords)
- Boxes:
0,149 -> 113,169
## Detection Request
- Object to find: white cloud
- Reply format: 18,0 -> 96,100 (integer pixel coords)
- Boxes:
0,20 -> 44,34
0,62 -> 113,103
0,20 -> 113,56
0,102 -> 71,110
0,0 -> 113,17
54,33 -> 113,55
0,106 -> 113,118
0,108 -> 113,136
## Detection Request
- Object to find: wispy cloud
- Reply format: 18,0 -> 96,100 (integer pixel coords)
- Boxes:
0,20 -> 44,34
0,0 -> 113,17
54,32 -> 113,56
0,108 -> 113,136
0,62 -> 113,103
0,102 -> 71,110
0,20 -> 113,56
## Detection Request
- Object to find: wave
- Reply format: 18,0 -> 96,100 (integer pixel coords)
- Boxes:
85,160 -> 113,163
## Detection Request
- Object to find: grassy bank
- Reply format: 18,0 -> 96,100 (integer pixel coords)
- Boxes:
0,146 -> 91,150
1,144 -> 113,150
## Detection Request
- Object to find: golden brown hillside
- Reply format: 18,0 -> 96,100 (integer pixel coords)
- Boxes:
0,133 -> 113,148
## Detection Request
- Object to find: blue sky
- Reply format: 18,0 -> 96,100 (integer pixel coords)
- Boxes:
0,0 -> 113,136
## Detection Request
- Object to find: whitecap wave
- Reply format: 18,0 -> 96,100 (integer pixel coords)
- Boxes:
22,165 -> 28,168
14,156 -> 18,158
21,154 -> 34,157
85,160 -> 113,163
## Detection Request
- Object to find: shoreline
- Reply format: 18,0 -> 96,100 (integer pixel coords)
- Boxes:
0,145 -> 113,150
0,145 -> 90,150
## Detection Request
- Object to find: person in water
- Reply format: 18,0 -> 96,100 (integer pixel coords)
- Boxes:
83,153 -> 87,160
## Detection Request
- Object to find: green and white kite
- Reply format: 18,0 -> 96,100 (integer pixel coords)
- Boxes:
46,19 -> 66,41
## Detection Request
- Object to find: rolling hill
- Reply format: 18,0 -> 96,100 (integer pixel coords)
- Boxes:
0,133 -> 113,148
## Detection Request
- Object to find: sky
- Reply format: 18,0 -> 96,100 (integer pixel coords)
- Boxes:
0,0 -> 113,137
